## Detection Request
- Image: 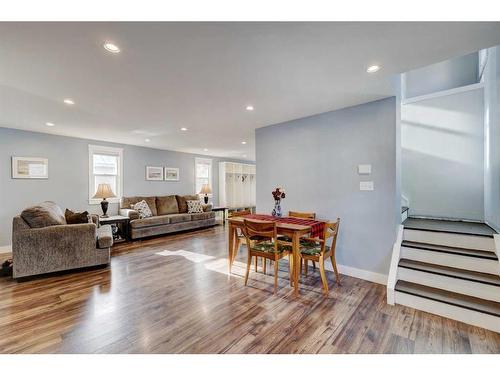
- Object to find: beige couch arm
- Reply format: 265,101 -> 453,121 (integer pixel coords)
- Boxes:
120,208 -> 140,220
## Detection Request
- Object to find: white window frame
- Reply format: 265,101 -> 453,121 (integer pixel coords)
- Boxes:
88,144 -> 123,205
194,157 -> 213,196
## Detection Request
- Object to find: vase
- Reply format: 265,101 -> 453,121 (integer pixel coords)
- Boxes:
272,199 -> 282,217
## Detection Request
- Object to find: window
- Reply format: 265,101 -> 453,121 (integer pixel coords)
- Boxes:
195,158 -> 212,195
88,145 -> 123,204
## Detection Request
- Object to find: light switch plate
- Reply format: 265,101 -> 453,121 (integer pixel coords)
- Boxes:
360,181 -> 374,191
358,164 -> 372,175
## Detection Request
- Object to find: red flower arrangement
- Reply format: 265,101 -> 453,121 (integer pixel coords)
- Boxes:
272,187 -> 286,201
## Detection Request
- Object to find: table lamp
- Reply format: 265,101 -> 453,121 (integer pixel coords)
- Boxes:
92,183 -> 116,217
199,184 -> 212,204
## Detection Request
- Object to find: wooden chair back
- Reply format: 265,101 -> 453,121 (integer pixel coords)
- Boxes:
288,210 -> 316,219
230,209 -> 252,217
324,218 -> 340,253
243,219 -> 277,242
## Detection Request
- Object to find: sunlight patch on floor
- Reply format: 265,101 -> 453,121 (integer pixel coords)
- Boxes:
155,249 -> 215,263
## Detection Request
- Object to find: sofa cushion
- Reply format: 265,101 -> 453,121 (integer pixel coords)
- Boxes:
156,195 -> 179,215
190,211 -> 216,221
65,208 -> 91,224
167,213 -> 192,224
130,215 -> 171,229
176,195 -> 199,213
122,196 -> 158,216
21,201 -> 66,228
97,225 -> 113,249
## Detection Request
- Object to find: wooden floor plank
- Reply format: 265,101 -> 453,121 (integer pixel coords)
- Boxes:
0,225 -> 499,354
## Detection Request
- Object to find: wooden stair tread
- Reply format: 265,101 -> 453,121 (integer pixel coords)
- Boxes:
401,240 -> 498,260
403,218 -> 496,237
398,258 -> 500,286
395,280 -> 500,317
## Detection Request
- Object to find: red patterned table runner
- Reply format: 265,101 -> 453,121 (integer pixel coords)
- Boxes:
244,214 -> 325,239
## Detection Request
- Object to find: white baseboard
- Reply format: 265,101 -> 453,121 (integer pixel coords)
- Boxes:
324,261 -> 388,285
0,245 -> 12,254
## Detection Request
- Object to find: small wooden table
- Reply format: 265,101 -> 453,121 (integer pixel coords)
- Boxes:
227,216 -> 312,296
212,207 -> 227,226
99,215 -> 130,243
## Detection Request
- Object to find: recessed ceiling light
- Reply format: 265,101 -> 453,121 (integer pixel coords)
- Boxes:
241,141 -> 247,145
145,138 -> 151,142
366,65 -> 381,73
63,98 -> 75,105
203,148 -> 208,152
103,42 -> 120,53
180,127 -> 188,131
246,105 -> 254,111
45,122 -> 55,127
243,154 -> 247,158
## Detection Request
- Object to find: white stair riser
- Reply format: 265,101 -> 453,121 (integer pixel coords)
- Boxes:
401,246 -> 499,275
403,229 -> 495,252
397,267 -> 500,303
395,291 -> 500,333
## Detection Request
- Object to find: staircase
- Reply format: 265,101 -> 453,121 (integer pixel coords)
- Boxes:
387,218 -> 500,333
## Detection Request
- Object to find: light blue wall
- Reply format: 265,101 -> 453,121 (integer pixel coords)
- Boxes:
255,97 -> 399,276
484,46 -> 500,231
402,88 -> 485,220
0,127 -> 248,246
404,52 -> 479,99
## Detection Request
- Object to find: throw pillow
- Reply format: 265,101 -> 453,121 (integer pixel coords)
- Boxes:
21,201 -> 66,228
65,209 -> 91,224
187,200 -> 203,214
133,200 -> 153,219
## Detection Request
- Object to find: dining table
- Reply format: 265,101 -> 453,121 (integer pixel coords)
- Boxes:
227,214 -> 326,296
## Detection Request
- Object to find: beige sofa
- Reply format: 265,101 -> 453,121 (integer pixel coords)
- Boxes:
119,195 -> 216,239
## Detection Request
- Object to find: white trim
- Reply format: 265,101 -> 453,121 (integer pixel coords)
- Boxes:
494,234 -> 500,276
395,291 -> 500,333
324,262 -> 387,285
88,144 -> 123,205
0,245 -> 12,254
402,82 -> 484,105
387,225 -> 404,304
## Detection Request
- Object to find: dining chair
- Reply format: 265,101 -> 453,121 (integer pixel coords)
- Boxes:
229,210 -> 266,272
299,218 -> 340,294
279,210 -> 317,272
242,219 -> 293,293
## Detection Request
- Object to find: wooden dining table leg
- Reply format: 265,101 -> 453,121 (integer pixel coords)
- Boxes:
292,232 -> 300,296
228,223 -> 235,274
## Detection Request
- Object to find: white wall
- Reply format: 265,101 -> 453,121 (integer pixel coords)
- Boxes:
404,52 -> 479,99
256,97 -> 399,276
484,46 -> 500,231
402,88 -> 485,220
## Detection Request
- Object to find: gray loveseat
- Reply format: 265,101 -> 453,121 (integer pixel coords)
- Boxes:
12,201 -> 112,279
119,195 -> 216,240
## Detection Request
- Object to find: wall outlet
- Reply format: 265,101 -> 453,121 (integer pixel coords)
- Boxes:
360,181 -> 374,191
358,164 -> 372,175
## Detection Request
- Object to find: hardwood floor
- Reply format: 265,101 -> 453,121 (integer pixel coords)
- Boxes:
0,225 -> 499,354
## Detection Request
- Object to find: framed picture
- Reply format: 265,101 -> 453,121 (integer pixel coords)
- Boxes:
164,167 -> 180,181
146,166 -> 164,181
12,157 -> 48,179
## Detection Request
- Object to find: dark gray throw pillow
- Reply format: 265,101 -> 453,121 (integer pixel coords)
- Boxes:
21,201 -> 66,228
65,209 -> 91,224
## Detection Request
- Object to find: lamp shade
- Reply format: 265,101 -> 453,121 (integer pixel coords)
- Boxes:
92,183 -> 116,199
199,184 -> 212,195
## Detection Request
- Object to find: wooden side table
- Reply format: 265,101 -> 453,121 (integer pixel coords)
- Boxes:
211,207 -> 227,226
99,215 -> 130,243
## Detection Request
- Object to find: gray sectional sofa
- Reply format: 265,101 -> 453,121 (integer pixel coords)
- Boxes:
12,201 -> 112,279
119,195 -> 216,239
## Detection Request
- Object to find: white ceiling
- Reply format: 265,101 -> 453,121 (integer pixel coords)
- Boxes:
1,22 -> 500,160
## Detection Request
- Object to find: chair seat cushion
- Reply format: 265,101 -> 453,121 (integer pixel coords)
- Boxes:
130,215 -> 171,229
300,243 -> 330,256
250,240 -> 292,253
278,235 -> 312,244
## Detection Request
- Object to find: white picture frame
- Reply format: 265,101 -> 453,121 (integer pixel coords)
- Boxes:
12,157 -> 49,179
164,167 -> 180,181
146,166 -> 164,181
